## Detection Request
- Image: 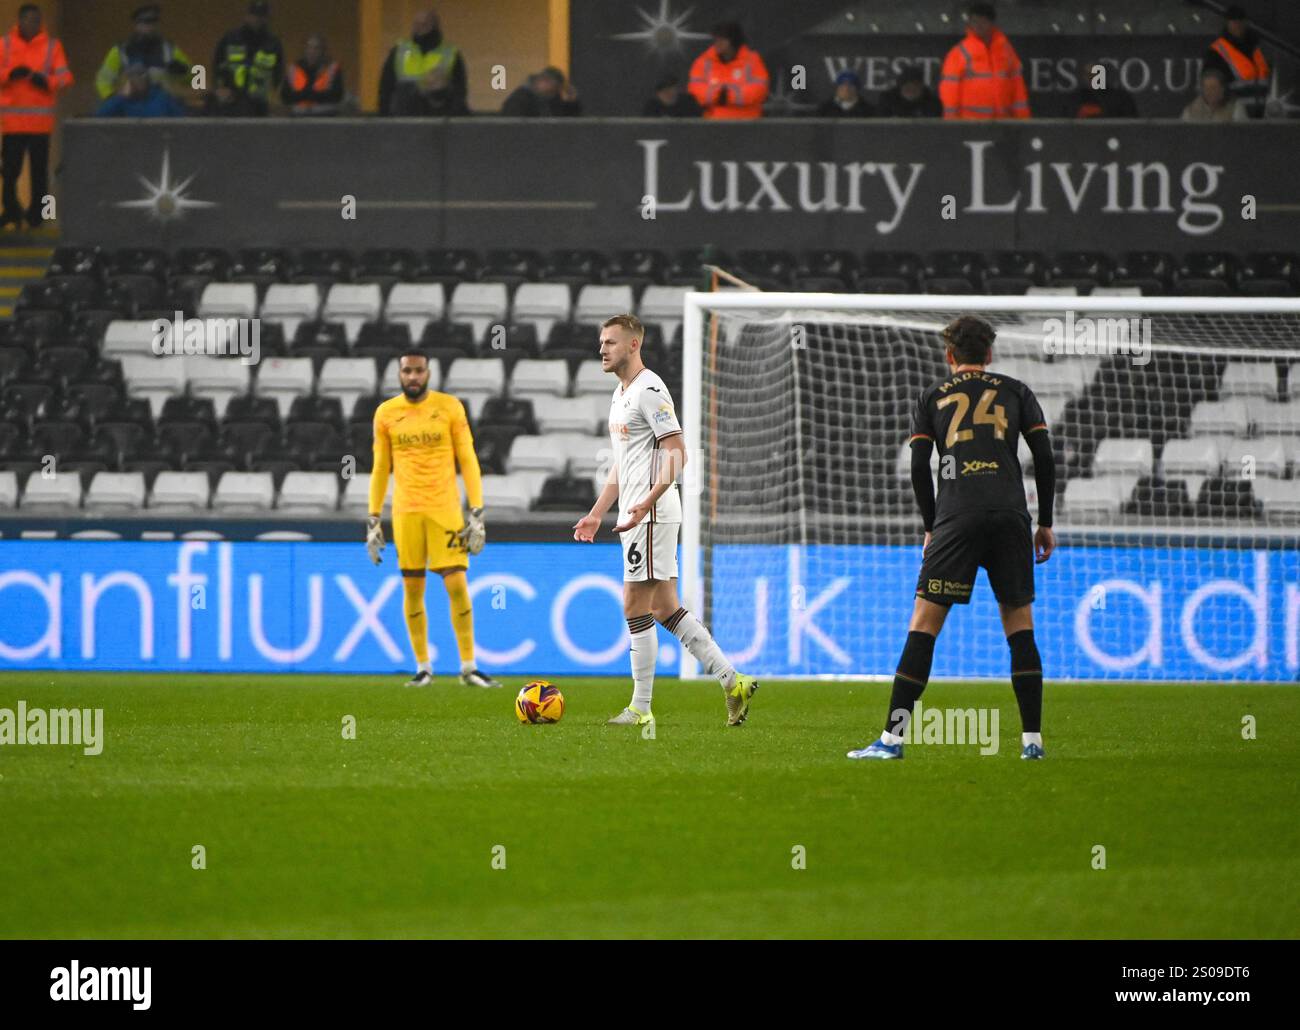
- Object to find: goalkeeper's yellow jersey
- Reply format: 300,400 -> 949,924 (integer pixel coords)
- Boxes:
369,390 -> 483,524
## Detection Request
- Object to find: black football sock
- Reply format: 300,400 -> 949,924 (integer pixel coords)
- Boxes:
883,630 -> 936,738
1008,629 -> 1043,734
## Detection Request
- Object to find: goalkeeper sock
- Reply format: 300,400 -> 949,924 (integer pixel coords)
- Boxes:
402,574 -> 429,667
882,630 -> 936,742
1008,629 -> 1043,734
442,570 -> 475,667
660,608 -> 735,690
628,613 -> 657,711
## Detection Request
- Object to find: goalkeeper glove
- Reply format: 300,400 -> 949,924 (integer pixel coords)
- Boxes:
458,506 -> 486,555
365,515 -> 384,565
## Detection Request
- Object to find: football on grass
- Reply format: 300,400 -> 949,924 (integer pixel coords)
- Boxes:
515,681 -> 565,724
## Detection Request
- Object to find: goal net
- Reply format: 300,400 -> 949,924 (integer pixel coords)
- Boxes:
679,293 -> 1300,683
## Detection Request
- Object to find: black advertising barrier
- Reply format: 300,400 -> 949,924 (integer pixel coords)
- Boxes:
60,118 -> 1299,255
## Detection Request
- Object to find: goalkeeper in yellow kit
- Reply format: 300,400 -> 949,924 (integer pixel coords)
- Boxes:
366,350 -> 502,688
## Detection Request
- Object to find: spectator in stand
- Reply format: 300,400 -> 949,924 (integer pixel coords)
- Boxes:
815,70 -> 873,117
0,4 -> 73,232
213,0 -> 284,117
687,21 -> 769,120
201,67 -> 257,116
502,66 -> 581,116
939,2 -> 1029,119
96,62 -> 187,117
378,9 -> 466,117
282,34 -> 344,116
1072,60 -> 1137,118
1203,4 -> 1269,118
1182,66 -> 1249,122
391,63 -> 467,116
642,74 -> 699,117
95,4 -> 191,101
877,66 -> 942,117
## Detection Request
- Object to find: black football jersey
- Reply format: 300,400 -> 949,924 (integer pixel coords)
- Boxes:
910,369 -> 1048,528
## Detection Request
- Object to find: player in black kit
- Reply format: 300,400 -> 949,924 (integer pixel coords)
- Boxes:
848,315 -> 1057,761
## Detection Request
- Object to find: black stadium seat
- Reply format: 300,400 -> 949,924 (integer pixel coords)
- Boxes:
107,247 -> 170,280
296,248 -> 356,281
1113,250 -> 1174,294
861,250 -> 921,292
983,251 -> 1047,293
736,249 -> 797,290
607,249 -> 666,290
48,245 -> 105,279
479,396 -> 538,434
533,474 -> 597,512
1176,252 -> 1238,294
1196,478 -> 1260,520
1125,477 -> 1194,519
666,247 -> 730,287
1048,251 -> 1113,292
483,248 -> 544,288
359,248 -> 419,281
1237,252 -> 1298,296
288,395 -> 344,429
548,249 -> 607,288
224,394 -> 282,430
419,248 -> 482,287
232,247 -> 294,286
176,247 -> 233,280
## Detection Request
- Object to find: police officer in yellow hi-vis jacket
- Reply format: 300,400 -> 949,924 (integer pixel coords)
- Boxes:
377,9 -> 467,116
213,0 -> 284,116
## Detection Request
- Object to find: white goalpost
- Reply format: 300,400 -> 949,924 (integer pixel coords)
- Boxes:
680,292 -> 1300,683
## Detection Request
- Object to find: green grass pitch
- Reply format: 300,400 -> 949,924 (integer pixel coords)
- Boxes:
1,672 -> 1296,939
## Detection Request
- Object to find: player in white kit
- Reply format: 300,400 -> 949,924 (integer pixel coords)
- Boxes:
573,314 -> 759,727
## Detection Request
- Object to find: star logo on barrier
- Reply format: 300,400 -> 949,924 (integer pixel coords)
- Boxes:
610,0 -> 711,54
115,148 -> 217,222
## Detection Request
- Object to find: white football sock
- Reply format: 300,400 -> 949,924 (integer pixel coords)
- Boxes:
881,730 -> 904,746
661,608 -> 735,690
418,660 -> 431,675
1022,732 -> 1043,747
627,613 -> 657,712
460,659 -> 475,675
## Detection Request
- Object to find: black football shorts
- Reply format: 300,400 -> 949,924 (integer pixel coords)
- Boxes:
915,509 -> 1035,608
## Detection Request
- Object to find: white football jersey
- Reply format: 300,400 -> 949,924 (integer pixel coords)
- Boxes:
609,368 -> 683,524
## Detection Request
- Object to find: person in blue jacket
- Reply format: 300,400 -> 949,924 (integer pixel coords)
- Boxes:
96,62 -> 187,117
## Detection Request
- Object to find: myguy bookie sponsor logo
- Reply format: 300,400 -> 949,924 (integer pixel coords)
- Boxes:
890,700 -> 1000,755
151,311 -> 261,365
50,961 -> 150,1010
0,701 -> 103,755
1042,310 -> 1151,365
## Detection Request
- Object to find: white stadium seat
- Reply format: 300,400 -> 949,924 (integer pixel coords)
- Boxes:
199,282 -> 258,320
1250,399 -> 1300,436
341,473 -> 391,514
323,284 -> 384,344
1189,399 -> 1251,437
574,359 -> 612,396
638,286 -> 690,341
255,357 -> 315,419
1092,438 -> 1155,478
385,283 -> 445,340
185,356 -> 250,418
1251,479 -> 1300,521
481,473 -> 531,515
894,440 -> 940,481
21,471 -> 81,511
84,472 -> 146,512
1219,362 -> 1278,400
507,434 -> 567,475
101,319 -> 162,358
1288,363 -> 1300,400
1061,477 -> 1131,521
1222,437 -> 1288,479
0,470 -> 17,508
318,357 -> 379,418
149,471 -> 211,511
1161,437 -> 1222,478
444,358 -> 505,415
574,285 -> 634,326
510,358 -> 570,400
449,282 -> 508,342
212,471 -> 276,512
119,354 -> 186,418
259,283 -> 321,339
556,432 -> 606,477
277,471 -> 339,513
536,396 -> 601,435
512,283 -> 571,341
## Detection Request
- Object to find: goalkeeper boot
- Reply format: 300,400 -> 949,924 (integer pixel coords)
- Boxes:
1021,743 -> 1045,760
404,670 -> 433,688
460,669 -> 502,689
846,738 -> 904,760
725,672 -> 760,727
606,705 -> 653,727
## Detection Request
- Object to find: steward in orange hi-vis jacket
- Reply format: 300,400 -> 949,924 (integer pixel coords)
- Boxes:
687,21 -> 768,120
939,4 -> 1029,120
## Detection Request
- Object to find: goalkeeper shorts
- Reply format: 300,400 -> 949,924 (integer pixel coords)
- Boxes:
620,520 -> 679,582
393,512 -> 469,575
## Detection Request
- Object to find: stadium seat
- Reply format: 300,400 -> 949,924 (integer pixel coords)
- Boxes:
1195,478 -> 1259,520
212,471 -> 276,512
21,469 -> 81,511
49,245 -> 105,278
509,358 -> 569,404
1286,364 -> 1300,400
84,471 -> 146,512
638,286 -> 690,343
983,251 -> 1047,293
556,432 -> 605,477
224,393 -> 282,430
198,282 -> 258,321
120,354 -> 185,418
296,248 -> 355,282
101,320 -> 161,359
547,249 -> 608,289
449,282 -> 509,343
480,473 -> 532,515
533,474 -> 597,512
894,440 -> 941,481
340,473 -> 379,514
574,285 -> 634,326
735,250 -> 796,290
1092,438 -> 1155,478
1048,252 -> 1113,292
385,283 -> 445,339
1188,399 -> 1251,437
323,284 -> 384,344
1124,477 -> 1194,519
1252,400 -> 1300,436
507,434 -> 566,476
1222,437 -> 1288,479
444,358 -> 505,415
1061,477 -> 1131,521
318,357 -> 378,418
1160,437 -> 1222,481
277,470 -> 339,513
0,470 -> 17,508
358,248 -> 419,284
796,250 -> 859,290
511,283 -> 571,342
607,249 -> 666,290
30,420 -> 82,458
479,396 -> 538,434
1113,251 -> 1173,294
108,247 -> 169,280
1219,361 -> 1279,400
574,359 -> 611,396
147,470 -> 211,511
1175,252 -> 1238,295
1238,252 -> 1299,296
419,248 -> 482,288
255,357 -> 315,419
187,357 -> 251,418
176,247 -> 232,280
538,393 -> 604,435
1250,479 -> 1300,521
260,284 -> 321,339
483,249 -> 544,288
